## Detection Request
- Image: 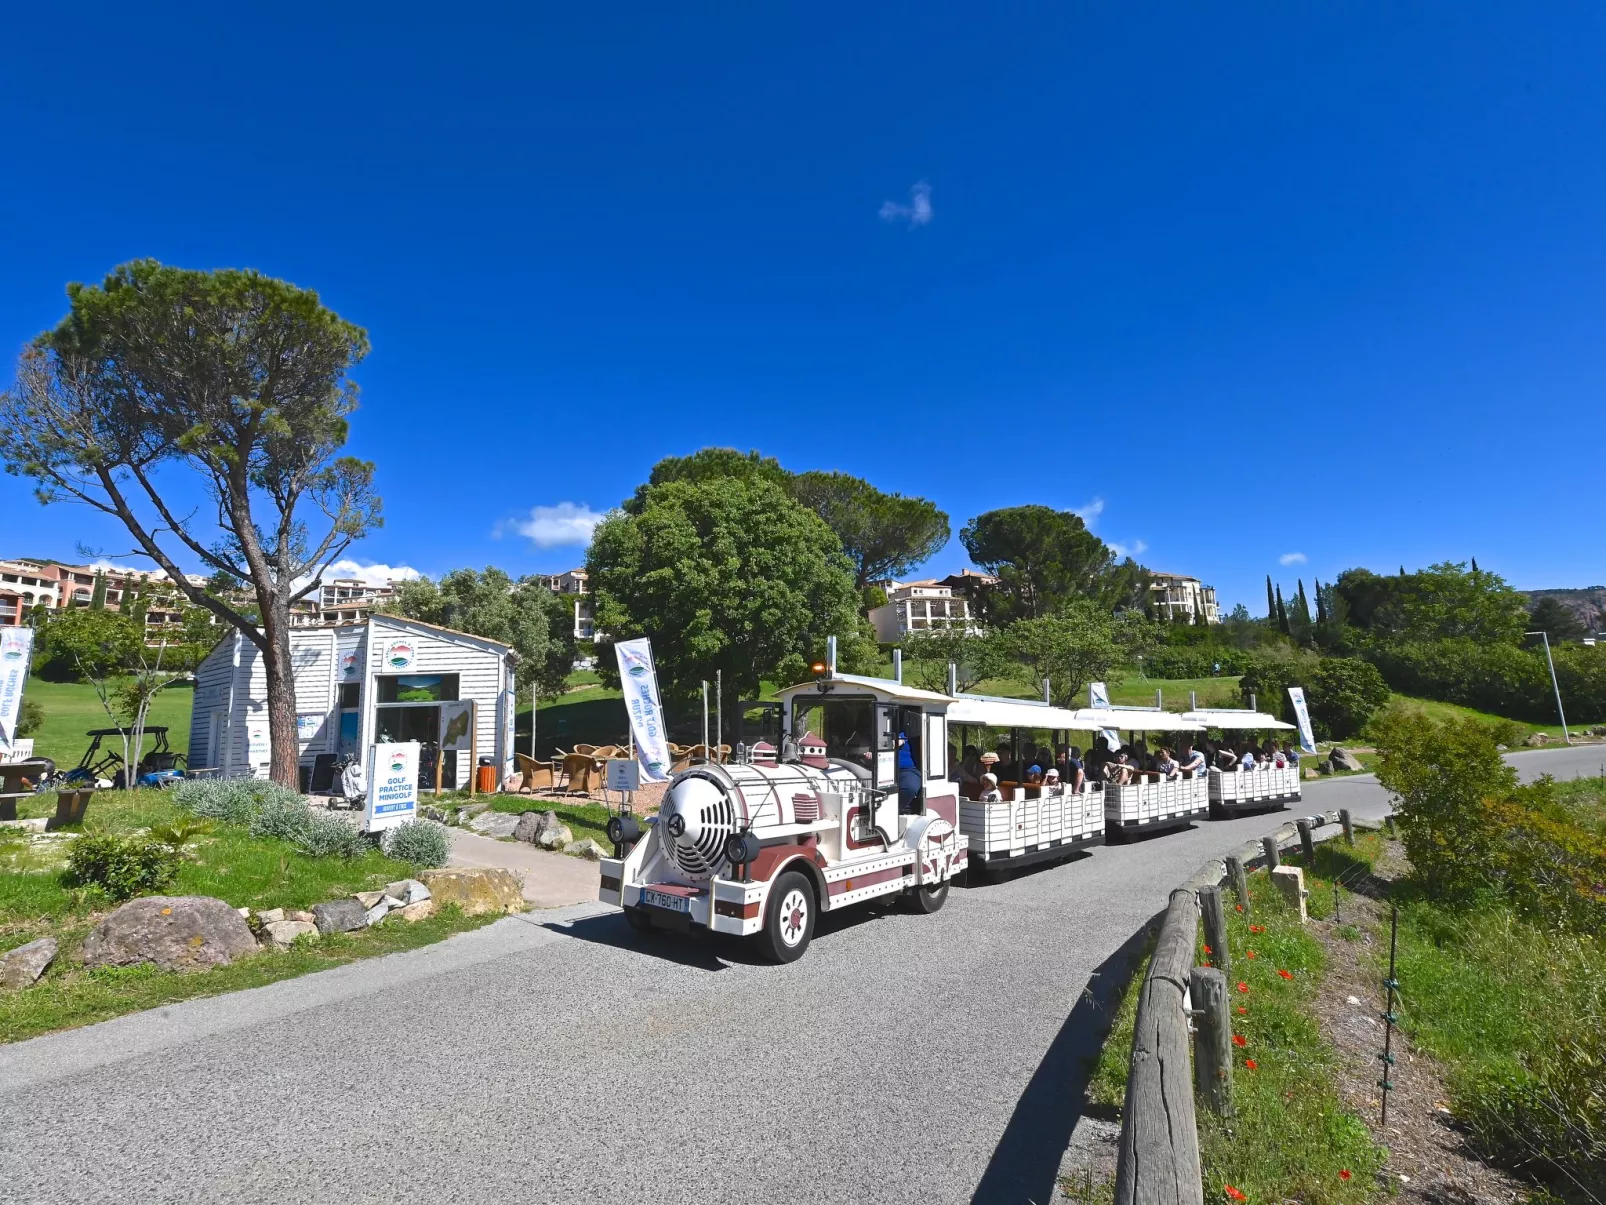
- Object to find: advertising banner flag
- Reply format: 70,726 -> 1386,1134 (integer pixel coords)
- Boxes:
0,627 -> 34,748
1089,681 -> 1122,752
1287,687 -> 1317,754
364,741 -> 420,832
615,638 -> 673,783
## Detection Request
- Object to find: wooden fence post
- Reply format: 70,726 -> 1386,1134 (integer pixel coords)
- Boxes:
1114,889 -> 1205,1205
1190,966 -> 1233,1117
1225,855 -> 1249,915
1297,818 -> 1315,863
1262,834 -> 1280,870
1198,884 -> 1230,980
1340,808 -> 1354,845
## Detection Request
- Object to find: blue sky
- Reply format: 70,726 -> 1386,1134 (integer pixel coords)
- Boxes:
3,3 -> 1604,609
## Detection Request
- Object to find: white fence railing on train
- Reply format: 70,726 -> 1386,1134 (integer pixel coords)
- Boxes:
1208,765 -> 1301,805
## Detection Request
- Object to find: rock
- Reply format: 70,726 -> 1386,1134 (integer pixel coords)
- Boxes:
236,906 -> 252,918
1302,768 -> 1320,781
1346,994 -> 1361,1006
81,896 -> 259,972
512,811 -> 545,843
0,817 -> 48,833
1,937 -> 58,989
353,890 -> 388,908
385,879 -> 430,906
467,810 -> 520,838
256,907 -> 285,925
1589,725 -> 1606,737
536,819 -> 574,851
563,838 -> 607,861
287,909 -> 315,923
312,898 -> 368,935
458,801 -> 490,822
363,901 -> 394,926
398,899 -> 437,922
422,806 -> 450,822
1524,732 -> 1550,747
418,867 -> 526,915
261,920 -> 318,949
1327,748 -> 1364,773
1270,866 -> 1309,922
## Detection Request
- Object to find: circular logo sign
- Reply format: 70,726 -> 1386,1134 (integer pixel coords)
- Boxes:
627,663 -> 647,678
0,647 -> 21,662
665,813 -> 686,839
340,652 -> 358,678
390,756 -> 406,773
386,641 -> 415,670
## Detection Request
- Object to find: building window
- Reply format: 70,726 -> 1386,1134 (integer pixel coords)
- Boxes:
376,673 -> 459,703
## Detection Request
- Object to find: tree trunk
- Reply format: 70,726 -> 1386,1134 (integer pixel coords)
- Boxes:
260,599 -> 300,790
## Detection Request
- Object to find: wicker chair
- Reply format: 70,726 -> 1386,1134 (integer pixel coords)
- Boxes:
560,753 -> 597,796
514,753 -> 553,793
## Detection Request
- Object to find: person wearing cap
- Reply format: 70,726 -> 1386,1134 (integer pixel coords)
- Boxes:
978,772 -> 1002,802
1043,766 -> 1062,794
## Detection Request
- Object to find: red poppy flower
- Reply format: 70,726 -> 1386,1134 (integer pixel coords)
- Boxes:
1224,1186 -> 1246,1201
1246,950 -> 1257,959
1339,1170 -> 1352,1182
1203,944 -> 1213,954
1235,904 -> 1243,912
1278,969 -> 1293,980
1237,981 -> 1248,993
1232,1034 -> 1247,1047
1249,924 -> 1265,934
1244,1058 -> 1258,1070
1237,1006 -> 1247,1015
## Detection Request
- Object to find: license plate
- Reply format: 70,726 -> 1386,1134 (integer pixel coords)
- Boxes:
642,889 -> 689,913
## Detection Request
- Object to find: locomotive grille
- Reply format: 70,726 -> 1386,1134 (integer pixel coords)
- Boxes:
664,790 -> 739,879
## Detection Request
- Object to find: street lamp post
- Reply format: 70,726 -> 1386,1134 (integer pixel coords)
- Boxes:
1525,631 -> 1570,745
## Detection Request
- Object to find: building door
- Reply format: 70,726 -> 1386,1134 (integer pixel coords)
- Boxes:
206,711 -> 224,771
373,703 -> 454,789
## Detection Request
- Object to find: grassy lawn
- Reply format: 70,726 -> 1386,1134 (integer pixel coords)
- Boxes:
434,788 -> 616,849
19,675 -> 194,769
0,787 -> 491,1043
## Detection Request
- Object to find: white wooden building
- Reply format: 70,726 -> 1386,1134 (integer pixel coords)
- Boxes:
188,615 -> 517,790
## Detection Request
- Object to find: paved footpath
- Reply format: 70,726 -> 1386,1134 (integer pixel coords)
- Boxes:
0,746 -> 1599,1205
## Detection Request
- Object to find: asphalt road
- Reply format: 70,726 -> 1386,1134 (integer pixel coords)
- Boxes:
1,745 -> 1600,1205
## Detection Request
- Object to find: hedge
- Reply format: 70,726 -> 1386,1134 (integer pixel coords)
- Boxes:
1365,639 -> 1606,724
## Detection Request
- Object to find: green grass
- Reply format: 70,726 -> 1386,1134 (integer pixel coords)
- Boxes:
0,787 -> 490,1043
1197,856 -> 1387,1205
437,789 -> 616,849
19,675 -> 194,769
0,906 -> 496,1044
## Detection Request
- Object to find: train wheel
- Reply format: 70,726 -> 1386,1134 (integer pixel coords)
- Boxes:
758,871 -> 815,963
909,879 -> 949,914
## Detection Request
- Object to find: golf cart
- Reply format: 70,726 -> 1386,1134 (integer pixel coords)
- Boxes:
61,727 -> 187,789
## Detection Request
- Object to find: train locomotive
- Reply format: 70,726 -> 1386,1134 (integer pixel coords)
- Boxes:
598,671 -> 967,962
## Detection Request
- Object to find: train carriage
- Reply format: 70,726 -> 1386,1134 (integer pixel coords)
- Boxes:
1179,707 -> 1303,818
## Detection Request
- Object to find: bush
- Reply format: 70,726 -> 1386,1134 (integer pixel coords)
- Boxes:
295,811 -> 370,859
16,696 -> 44,737
1365,638 -> 1606,724
173,777 -> 303,825
1303,657 -> 1390,739
383,819 -> 451,868
248,793 -> 314,844
64,834 -> 181,900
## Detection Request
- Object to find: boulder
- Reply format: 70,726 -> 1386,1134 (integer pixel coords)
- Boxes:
353,890 -> 388,909
467,810 -> 520,838
385,879 -> 431,906
1524,732 -> 1550,747
363,901 -> 394,927
287,909 -> 315,924
1270,866 -> 1309,922
1327,747 -> 1364,773
1,937 -> 58,989
1302,767 -> 1321,781
1590,725 -> 1606,737
261,920 -> 318,949
458,802 -> 490,822
536,820 -> 574,851
399,899 -> 437,922
563,838 -> 608,861
418,867 -> 526,915
312,898 -> 368,935
256,907 -> 285,925
512,811 -> 545,843
81,896 -> 259,972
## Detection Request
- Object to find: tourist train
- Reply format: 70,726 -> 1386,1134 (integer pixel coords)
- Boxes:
599,652 -> 1303,962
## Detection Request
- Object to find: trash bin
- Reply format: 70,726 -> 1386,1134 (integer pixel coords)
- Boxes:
298,765 -> 312,793
476,756 -> 497,794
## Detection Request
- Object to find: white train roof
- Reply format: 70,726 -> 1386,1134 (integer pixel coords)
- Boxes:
946,695 -> 1085,729
1069,707 -> 1204,732
1180,708 -> 1297,731
775,672 -> 953,706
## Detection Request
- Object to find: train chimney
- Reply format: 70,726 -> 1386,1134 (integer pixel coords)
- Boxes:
946,661 -> 958,696
826,635 -> 837,674
892,647 -> 903,684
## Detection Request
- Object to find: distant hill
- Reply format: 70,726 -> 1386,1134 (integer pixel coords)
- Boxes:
1525,586 -> 1606,632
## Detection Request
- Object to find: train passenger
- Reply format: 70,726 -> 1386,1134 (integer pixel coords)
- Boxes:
1043,767 -> 1062,793
1062,745 -> 1086,791
1238,743 -> 1257,772
1107,751 -> 1135,786
958,745 -> 984,797
896,732 -> 923,813
1281,741 -> 1300,768
1154,747 -> 1181,780
978,772 -> 1002,802
1178,743 -> 1207,778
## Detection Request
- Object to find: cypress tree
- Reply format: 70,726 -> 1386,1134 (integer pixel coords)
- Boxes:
1314,579 -> 1329,626
1471,556 -> 1480,573
1275,584 -> 1290,635
89,571 -> 106,610
1266,575 -> 1277,622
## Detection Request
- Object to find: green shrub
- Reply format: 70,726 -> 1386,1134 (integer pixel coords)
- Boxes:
1365,638 -> 1606,724
173,777 -> 302,825
16,696 -> 44,738
64,834 -> 181,900
383,819 -> 451,868
248,793 -> 314,844
1303,657 -> 1390,739
295,811 -> 370,859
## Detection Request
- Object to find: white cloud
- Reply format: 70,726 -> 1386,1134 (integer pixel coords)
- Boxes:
879,180 -> 933,228
497,502 -> 606,549
1109,539 -> 1148,559
1279,552 -> 1307,566
321,559 -> 422,585
1072,497 -> 1106,523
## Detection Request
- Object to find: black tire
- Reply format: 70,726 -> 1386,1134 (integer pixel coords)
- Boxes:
757,870 -> 815,963
908,879 -> 949,913
623,906 -> 655,934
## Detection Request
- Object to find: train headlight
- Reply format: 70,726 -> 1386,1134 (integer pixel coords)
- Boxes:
606,814 -> 642,848
723,830 -> 761,866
